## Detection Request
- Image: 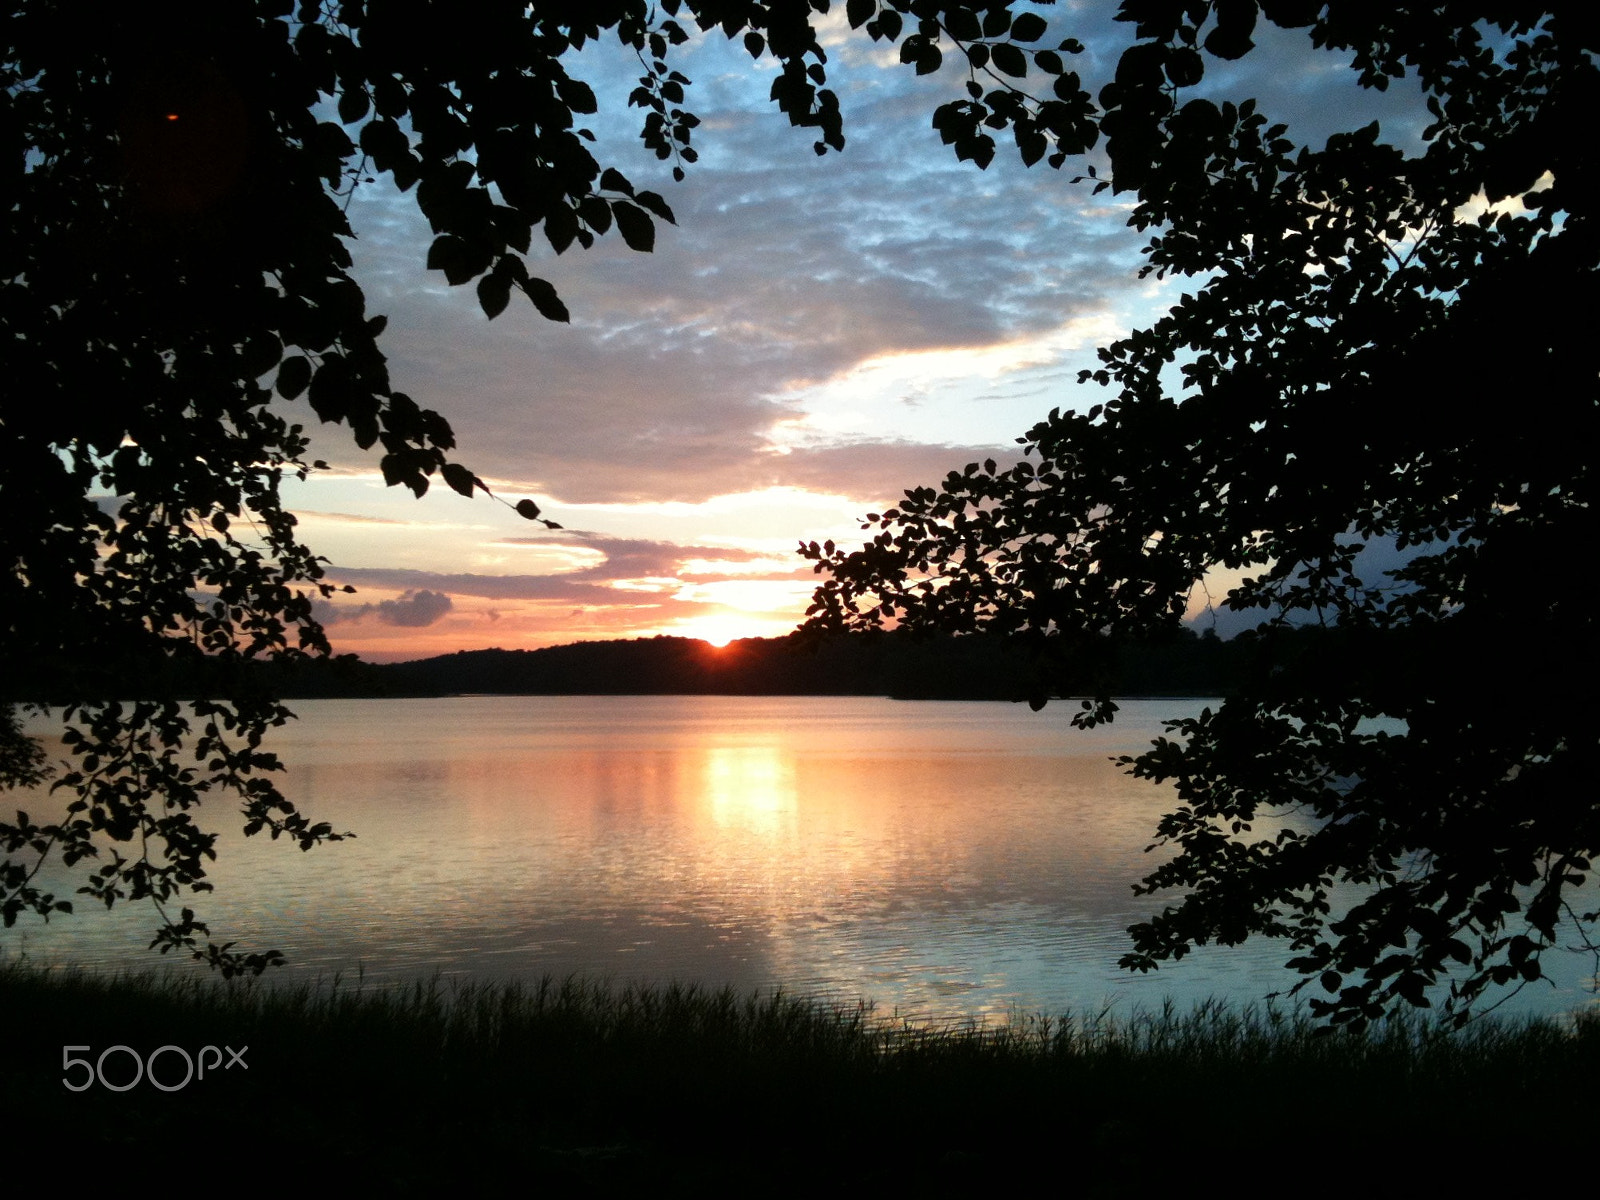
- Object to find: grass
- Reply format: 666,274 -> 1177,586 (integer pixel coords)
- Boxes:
3,962 -> 1596,1192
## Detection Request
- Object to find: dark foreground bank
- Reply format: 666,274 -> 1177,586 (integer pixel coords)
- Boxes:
3,965 -> 1596,1194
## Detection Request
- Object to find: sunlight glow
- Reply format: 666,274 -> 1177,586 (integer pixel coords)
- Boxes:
672,610 -> 793,646
763,316 -> 1126,450
704,746 -> 796,831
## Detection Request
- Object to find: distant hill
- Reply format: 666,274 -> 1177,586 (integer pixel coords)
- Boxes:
252,628 -> 1250,702
6,629 -> 1259,705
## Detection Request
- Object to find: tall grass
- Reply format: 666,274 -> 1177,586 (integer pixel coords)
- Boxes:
3,962 -> 1595,1191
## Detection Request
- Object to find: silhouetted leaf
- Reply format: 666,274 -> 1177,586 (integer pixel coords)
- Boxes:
337,86 -> 369,124
946,7 -> 981,41
579,195 -> 613,234
1205,0 -> 1258,59
522,278 -> 570,323
1011,12 -> 1047,41
544,204 -> 580,254
477,272 -> 511,319
442,462 -> 477,498
612,201 -> 655,252
991,43 -> 1027,77
276,356 -> 312,401
634,190 -> 676,223
427,235 -> 487,286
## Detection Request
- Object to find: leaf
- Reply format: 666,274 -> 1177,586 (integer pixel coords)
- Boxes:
1205,0 -> 1258,60
477,272 -> 511,319
945,7 -> 981,41
1167,46 -> 1205,87
306,358 -> 353,423
991,43 -> 1028,78
311,121 -> 355,162
372,73 -> 408,119
426,235 -> 487,286
276,356 -> 312,401
955,133 -> 996,169
556,77 -> 596,115
544,205 -> 579,254
633,190 -> 676,223
612,201 -> 655,252
441,463 -> 477,498
522,277 -> 570,323
1011,13 -> 1048,42
578,195 -> 613,234
1015,123 -> 1047,167
337,87 -> 369,125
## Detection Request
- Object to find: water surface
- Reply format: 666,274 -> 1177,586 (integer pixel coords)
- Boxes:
9,696 -> 1595,1023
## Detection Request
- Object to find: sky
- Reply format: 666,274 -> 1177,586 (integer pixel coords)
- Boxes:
287,6 -> 1431,662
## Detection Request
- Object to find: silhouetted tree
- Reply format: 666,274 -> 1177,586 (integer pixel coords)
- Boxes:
0,0 -> 857,969
806,3 -> 1597,1026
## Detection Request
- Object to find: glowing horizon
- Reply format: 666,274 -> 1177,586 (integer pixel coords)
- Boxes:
296,18 -> 1429,662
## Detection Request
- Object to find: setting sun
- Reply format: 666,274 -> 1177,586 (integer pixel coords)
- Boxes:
674,611 -> 785,647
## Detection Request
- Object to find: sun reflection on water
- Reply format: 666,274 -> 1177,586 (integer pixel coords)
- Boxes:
703,746 -> 796,831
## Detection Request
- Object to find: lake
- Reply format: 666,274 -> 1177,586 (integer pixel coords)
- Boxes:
8,695 -> 1597,1024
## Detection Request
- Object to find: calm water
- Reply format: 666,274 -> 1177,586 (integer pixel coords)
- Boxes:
8,696 -> 1596,1023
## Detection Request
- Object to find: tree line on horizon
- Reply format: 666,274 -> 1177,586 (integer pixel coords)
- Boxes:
4,625 -> 1324,703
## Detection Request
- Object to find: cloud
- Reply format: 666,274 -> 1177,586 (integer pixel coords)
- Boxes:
320,29 -> 1155,511
322,588 -> 455,627
322,528 -> 783,602
291,509 -> 414,526
494,533 -> 772,581
287,18 -> 1449,661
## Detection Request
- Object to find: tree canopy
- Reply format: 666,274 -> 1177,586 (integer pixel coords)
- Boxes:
805,3 -> 1597,1027
0,0 -> 849,971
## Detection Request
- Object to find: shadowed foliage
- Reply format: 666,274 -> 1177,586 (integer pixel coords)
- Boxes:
1,0 -> 845,968
804,4 -> 1598,1027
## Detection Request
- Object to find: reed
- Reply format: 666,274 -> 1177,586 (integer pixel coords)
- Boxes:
3,961 -> 1594,1191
